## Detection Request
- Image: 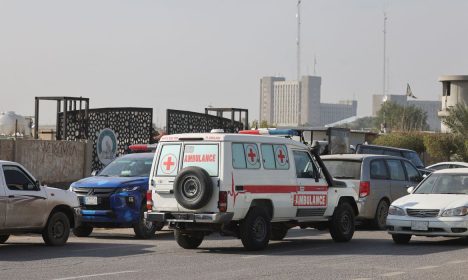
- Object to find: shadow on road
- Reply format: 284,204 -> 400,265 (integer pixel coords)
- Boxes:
197,230 -> 468,257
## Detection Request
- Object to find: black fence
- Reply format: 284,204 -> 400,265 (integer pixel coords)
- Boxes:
58,107 -> 153,171
166,109 -> 244,135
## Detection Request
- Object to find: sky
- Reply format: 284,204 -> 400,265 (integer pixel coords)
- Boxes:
1,0 -> 468,127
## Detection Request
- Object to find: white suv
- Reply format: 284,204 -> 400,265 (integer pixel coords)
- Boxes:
146,133 -> 358,250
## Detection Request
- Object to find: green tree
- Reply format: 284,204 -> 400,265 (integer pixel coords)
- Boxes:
423,134 -> 459,162
442,104 -> 468,136
375,102 -> 429,132
372,132 -> 425,154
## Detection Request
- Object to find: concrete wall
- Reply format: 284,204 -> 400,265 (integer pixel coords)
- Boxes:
0,139 -> 92,187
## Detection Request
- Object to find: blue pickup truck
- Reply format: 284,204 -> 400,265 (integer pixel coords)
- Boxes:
70,152 -> 163,239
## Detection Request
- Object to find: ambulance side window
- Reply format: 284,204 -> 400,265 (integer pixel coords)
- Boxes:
156,144 -> 181,176
261,145 -> 276,169
232,143 -> 261,169
232,143 -> 246,169
261,144 -> 290,170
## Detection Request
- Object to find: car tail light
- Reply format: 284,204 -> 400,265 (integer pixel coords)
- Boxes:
359,181 -> 370,198
146,190 -> 153,211
218,191 -> 227,212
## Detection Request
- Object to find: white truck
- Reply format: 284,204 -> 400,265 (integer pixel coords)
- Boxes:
0,160 -> 81,246
146,133 -> 359,250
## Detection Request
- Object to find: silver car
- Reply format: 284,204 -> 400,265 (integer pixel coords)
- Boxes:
322,154 -> 423,229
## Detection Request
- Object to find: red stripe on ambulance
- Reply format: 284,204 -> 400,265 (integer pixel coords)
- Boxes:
242,185 -> 328,193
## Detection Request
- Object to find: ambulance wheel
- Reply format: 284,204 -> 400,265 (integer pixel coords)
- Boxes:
73,225 -> 93,237
133,206 -> 158,239
174,229 -> 204,249
240,207 -> 271,251
392,234 -> 411,244
174,167 -> 213,210
0,235 -> 9,244
270,224 -> 288,241
329,202 -> 355,242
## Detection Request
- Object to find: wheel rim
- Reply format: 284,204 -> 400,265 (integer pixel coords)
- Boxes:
340,212 -> 352,234
142,215 -> 154,230
52,221 -> 65,239
253,217 -> 267,241
182,176 -> 201,199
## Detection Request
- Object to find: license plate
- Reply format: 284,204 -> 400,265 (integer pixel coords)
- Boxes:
411,221 -> 429,231
84,196 -> 98,205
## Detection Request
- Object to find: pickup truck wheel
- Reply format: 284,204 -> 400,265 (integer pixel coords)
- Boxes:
133,206 -> 158,239
0,234 -> 10,244
329,202 -> 355,242
372,199 -> 389,230
174,229 -> 204,249
73,225 -> 93,237
270,224 -> 288,241
174,167 -> 213,210
42,212 -> 70,246
392,234 -> 411,244
240,207 -> 271,250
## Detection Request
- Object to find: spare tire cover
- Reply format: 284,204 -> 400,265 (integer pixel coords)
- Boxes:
173,166 -> 213,210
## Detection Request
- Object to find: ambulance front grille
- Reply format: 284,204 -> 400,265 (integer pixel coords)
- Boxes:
296,208 -> 326,217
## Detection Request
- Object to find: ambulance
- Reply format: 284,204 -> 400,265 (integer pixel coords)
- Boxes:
145,131 -> 359,250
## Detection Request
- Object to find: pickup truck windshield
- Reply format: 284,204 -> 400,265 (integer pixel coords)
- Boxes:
99,157 -> 153,177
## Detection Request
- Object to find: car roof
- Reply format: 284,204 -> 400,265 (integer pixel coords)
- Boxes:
433,168 -> 468,174
160,133 -> 308,149
358,144 -> 415,152
321,154 -> 409,161
120,152 -> 154,159
427,162 -> 468,167
0,160 -> 17,165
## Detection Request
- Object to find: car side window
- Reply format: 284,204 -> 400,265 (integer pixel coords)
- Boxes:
260,144 -> 276,169
260,144 -> 290,170
293,150 -> 318,179
232,143 -> 247,169
432,164 -> 450,170
370,159 -> 389,180
386,159 -> 406,181
404,161 -> 420,182
383,150 -> 401,157
2,165 -> 37,191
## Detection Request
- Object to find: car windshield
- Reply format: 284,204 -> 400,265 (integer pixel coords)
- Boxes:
402,151 -> 424,168
99,156 -> 153,177
414,173 -> 468,194
322,160 -> 361,180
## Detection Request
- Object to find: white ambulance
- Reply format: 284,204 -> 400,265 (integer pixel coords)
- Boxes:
146,132 -> 358,250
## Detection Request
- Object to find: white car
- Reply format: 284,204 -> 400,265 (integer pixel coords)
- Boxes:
426,162 -> 468,171
387,168 -> 468,244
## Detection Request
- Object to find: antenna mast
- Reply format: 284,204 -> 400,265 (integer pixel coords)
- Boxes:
383,12 -> 387,97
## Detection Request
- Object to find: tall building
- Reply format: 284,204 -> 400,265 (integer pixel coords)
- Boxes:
372,94 -> 442,131
260,76 -> 356,127
438,75 -> 468,132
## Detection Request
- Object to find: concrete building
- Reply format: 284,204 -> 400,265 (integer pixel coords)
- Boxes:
438,75 -> 468,133
320,100 -> 358,126
372,94 -> 442,132
260,76 -> 356,127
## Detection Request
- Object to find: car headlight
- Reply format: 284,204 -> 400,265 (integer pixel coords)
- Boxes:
388,206 -> 406,216
441,206 -> 468,217
117,186 -> 140,193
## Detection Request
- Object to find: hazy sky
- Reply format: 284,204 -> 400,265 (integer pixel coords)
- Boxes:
1,0 -> 468,127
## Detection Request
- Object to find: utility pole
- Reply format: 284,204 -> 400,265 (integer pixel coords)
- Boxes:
296,0 -> 302,125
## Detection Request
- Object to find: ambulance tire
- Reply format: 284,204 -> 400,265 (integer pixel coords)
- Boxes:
0,235 -> 9,244
329,202 -> 355,242
174,167 -> 213,210
240,207 -> 271,251
270,224 -> 288,241
174,229 -> 204,249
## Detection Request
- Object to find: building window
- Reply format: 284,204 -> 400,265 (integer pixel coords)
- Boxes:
443,81 -> 451,96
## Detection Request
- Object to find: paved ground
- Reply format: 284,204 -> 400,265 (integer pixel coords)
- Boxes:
1,227 -> 468,280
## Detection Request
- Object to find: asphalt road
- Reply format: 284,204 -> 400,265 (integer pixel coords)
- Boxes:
1,227 -> 468,280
